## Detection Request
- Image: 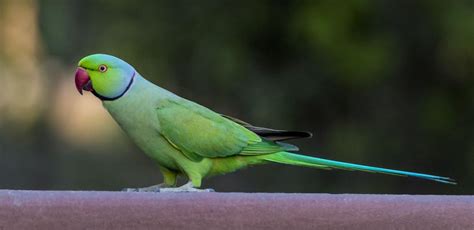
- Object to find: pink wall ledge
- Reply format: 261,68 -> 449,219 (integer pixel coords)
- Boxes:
0,190 -> 472,230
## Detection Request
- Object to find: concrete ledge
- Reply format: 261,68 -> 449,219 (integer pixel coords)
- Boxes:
0,190 -> 472,230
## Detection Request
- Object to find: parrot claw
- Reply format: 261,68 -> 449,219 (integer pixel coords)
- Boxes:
121,183 -> 170,192
122,188 -> 141,192
159,187 -> 215,193
158,181 -> 215,193
121,182 -> 215,193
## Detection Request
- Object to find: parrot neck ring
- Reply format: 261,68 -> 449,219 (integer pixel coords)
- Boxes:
93,71 -> 136,101
75,67 -> 136,101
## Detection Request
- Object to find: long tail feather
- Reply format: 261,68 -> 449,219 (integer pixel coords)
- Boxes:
264,152 -> 456,184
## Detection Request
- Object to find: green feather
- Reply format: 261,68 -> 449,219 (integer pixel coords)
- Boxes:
263,152 -> 456,184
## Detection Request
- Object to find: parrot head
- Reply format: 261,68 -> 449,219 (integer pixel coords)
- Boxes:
75,54 -> 135,100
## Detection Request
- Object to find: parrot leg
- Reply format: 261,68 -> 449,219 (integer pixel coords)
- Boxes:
159,181 -> 215,193
122,167 -> 178,192
122,183 -> 171,192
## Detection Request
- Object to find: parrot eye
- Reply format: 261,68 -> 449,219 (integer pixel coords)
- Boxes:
98,64 -> 108,73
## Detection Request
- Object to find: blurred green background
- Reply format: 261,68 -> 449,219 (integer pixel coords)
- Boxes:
0,0 -> 472,194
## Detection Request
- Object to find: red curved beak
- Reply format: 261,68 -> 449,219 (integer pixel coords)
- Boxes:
75,67 -> 93,95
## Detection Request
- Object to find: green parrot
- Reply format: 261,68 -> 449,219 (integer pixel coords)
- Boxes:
74,54 -> 455,192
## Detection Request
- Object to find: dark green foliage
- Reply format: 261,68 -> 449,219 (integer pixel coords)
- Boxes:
3,0 -> 471,193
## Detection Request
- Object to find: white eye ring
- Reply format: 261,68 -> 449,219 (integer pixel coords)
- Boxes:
98,64 -> 108,73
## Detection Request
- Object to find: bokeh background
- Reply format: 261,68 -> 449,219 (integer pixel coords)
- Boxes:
0,0 -> 472,194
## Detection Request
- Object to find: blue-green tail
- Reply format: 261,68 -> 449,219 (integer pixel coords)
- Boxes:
264,152 -> 456,184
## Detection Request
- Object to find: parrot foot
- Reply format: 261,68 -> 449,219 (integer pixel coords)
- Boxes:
121,183 -> 170,192
159,181 -> 215,193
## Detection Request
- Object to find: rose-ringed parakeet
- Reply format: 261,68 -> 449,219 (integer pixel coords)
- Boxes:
74,54 -> 455,192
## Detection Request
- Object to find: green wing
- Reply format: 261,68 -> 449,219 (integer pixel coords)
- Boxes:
156,99 -> 289,161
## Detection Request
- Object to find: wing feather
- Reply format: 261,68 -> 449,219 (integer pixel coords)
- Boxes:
156,99 -> 301,161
